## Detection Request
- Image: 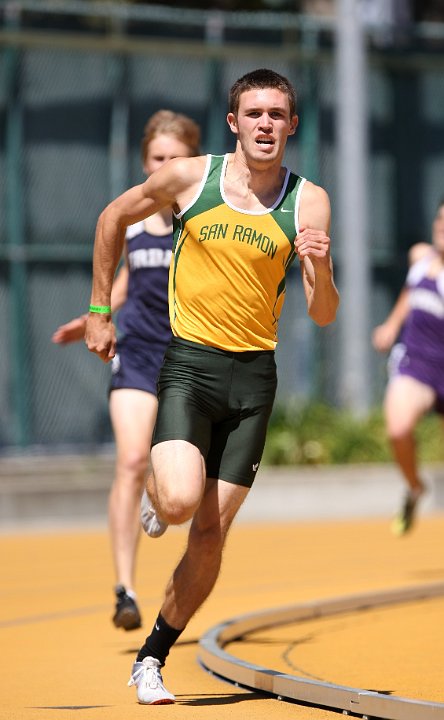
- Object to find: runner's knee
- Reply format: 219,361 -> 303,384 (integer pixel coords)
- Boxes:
157,487 -> 201,525
116,450 -> 149,483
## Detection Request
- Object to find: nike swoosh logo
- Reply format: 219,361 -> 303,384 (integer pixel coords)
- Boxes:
280,207 -> 293,213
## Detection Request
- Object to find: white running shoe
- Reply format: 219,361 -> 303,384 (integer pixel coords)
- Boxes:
128,656 -> 175,705
140,491 -> 168,538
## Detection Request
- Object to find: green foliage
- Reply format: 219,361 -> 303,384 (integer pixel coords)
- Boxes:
262,402 -> 444,466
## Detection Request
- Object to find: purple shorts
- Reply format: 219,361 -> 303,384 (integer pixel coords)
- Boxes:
388,343 -> 444,415
109,335 -> 168,396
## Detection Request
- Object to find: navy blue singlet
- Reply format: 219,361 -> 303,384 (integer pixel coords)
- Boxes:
117,221 -> 172,348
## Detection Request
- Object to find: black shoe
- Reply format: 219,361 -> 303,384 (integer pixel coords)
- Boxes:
391,487 -> 425,536
112,585 -> 142,631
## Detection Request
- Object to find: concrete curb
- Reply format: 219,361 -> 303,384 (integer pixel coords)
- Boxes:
1,453 -> 443,531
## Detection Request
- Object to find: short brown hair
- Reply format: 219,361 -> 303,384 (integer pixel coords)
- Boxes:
141,110 -> 201,161
229,68 -> 296,118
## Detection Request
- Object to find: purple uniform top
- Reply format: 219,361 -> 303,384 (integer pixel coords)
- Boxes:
388,250 -> 444,411
116,221 -> 172,349
401,252 -> 444,364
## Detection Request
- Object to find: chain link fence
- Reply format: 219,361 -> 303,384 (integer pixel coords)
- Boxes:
1,2 -> 444,449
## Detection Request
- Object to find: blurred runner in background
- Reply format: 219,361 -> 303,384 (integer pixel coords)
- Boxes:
373,197 -> 444,535
52,110 -> 201,630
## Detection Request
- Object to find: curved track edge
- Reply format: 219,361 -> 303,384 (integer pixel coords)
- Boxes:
199,582 -> 444,719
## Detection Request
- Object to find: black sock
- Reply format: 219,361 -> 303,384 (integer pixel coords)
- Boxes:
136,612 -> 184,666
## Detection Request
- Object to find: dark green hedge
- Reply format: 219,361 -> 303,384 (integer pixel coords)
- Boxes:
263,403 -> 443,465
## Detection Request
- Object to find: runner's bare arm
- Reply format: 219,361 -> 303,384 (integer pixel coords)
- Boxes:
110,257 -> 129,313
296,182 -> 339,326
85,156 -> 205,362
371,241 -> 432,353
372,288 -> 410,353
52,249 -> 128,347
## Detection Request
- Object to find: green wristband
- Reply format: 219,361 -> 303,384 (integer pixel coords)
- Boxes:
89,304 -> 111,314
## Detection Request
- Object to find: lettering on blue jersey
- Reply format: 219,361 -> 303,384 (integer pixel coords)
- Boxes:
128,248 -> 172,270
198,223 -> 228,242
410,288 -> 444,319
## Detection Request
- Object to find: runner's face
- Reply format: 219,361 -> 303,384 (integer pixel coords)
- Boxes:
227,88 -> 298,165
144,133 -> 193,176
432,204 -> 444,253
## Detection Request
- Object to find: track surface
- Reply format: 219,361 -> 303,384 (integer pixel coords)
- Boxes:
2,514 -> 444,719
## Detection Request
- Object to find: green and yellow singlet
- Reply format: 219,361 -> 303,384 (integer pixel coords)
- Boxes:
170,154 -> 306,352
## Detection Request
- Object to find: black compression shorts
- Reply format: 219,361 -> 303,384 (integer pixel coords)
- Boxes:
152,337 -> 277,487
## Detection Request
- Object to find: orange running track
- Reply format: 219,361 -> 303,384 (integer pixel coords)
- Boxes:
2,514 -> 444,720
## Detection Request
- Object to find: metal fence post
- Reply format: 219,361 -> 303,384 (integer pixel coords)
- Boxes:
336,0 -> 371,415
5,2 -> 30,446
